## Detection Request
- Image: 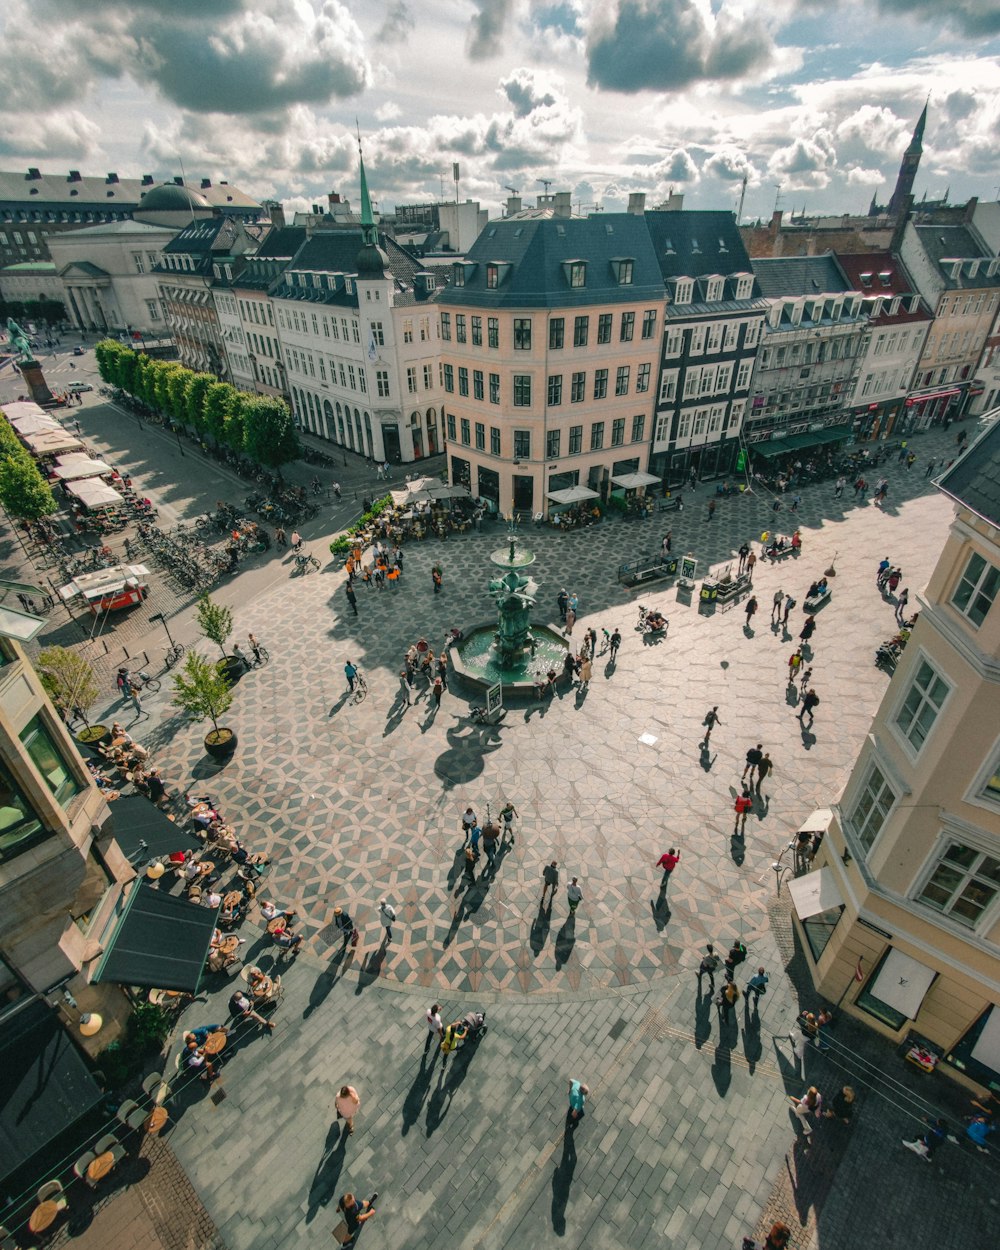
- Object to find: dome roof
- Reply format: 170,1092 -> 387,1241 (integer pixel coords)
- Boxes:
355,240 -> 390,278
138,183 -> 212,212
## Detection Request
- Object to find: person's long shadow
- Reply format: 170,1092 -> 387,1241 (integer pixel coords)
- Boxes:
711,1041 -> 732,1097
742,1006 -> 763,1075
426,1046 -> 474,1136
530,903 -> 552,956
327,690 -> 351,718
302,946 -> 350,1017
401,1050 -> 436,1138
786,682 -> 800,707
355,942 -> 386,994
305,1120 -> 348,1223
743,623 -> 756,637
442,903 -> 465,948
650,887 -> 670,932
699,744 -> 716,772
551,1127 -> 578,1235
445,845 -> 466,891
554,915 -> 576,969
730,834 -> 746,866
694,990 -> 713,1050
799,725 -> 817,750
604,657 -> 616,679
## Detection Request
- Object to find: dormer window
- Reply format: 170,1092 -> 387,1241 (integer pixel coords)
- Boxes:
453,266 -> 465,287
663,238 -> 675,255
890,296 -> 900,315
345,277 -> 354,294
563,260 -> 587,288
705,275 -> 724,302
878,271 -> 892,287
691,238 -> 701,254
860,272 -> 873,288
485,262 -> 511,289
673,278 -> 693,305
718,237 -> 728,254
610,257 -> 634,285
734,273 -> 753,299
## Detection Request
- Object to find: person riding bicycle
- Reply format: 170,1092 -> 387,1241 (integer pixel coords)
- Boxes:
291,531 -> 303,552
248,633 -> 264,664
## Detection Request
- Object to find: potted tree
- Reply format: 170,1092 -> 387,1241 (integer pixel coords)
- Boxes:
171,651 -> 237,758
194,593 -> 242,685
35,646 -> 108,751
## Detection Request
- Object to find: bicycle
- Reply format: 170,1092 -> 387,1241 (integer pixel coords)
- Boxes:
248,640 -> 269,666
131,668 -> 161,693
293,553 -> 320,574
351,672 -> 369,703
163,641 -> 186,669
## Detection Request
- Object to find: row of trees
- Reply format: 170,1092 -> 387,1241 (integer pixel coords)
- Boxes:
95,340 -> 301,469
0,416 -> 58,521
0,297 -> 67,330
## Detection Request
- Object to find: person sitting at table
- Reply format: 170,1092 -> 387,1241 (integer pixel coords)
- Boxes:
205,888 -> 223,909
219,894 -> 242,924
143,768 -> 167,805
110,722 -> 133,745
261,901 -> 297,926
184,1040 -> 218,1081
182,855 -> 201,882
183,1024 -> 227,1048
272,924 -> 303,956
248,967 -> 272,998
229,990 -> 274,1030
231,841 -> 268,871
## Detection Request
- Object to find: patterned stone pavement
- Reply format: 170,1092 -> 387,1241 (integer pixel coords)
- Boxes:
132,427 -> 962,997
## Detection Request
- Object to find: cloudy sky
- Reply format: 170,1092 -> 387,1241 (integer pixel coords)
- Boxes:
2,0 -> 999,222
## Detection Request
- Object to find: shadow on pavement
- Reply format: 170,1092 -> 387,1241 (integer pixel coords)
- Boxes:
305,1120 -> 348,1224
530,903 -> 552,956
550,1128 -> 577,1235
554,915 -> 576,969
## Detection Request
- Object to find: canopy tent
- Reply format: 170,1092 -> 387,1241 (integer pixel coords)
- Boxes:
610,471 -> 660,489
65,478 -> 123,509
0,999 -> 104,1183
389,489 -> 411,506
94,883 -> 220,994
50,456 -> 114,482
971,1005 -> 1000,1073
426,482 -> 470,500
406,475 -> 442,493
21,429 -> 84,457
9,413 -> 63,436
103,794 -> 202,866
788,866 -> 844,920
797,808 -> 833,836
57,563 -> 149,604
0,400 -> 49,423
867,948 -> 936,1020
546,486 -> 600,505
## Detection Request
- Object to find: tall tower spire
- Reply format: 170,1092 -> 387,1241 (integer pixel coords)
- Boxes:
357,125 -> 378,249
888,98 -> 928,219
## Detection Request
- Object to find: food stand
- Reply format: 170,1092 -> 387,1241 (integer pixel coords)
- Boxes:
57,564 -> 151,615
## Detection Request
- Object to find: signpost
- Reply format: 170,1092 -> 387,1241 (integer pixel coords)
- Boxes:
485,680 -> 503,722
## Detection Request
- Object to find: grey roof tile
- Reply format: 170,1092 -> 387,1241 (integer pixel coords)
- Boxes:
937,420 -> 1000,528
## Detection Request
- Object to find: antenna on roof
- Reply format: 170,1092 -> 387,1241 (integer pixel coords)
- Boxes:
736,171 -> 748,225
537,178 -> 552,195
505,185 -> 520,196
178,154 -> 195,226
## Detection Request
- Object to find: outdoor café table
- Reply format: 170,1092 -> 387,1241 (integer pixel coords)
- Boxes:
196,860 -> 215,877
216,935 -> 240,958
204,1030 -> 227,1056
28,1201 -> 59,1234
223,890 -> 243,911
87,1152 -> 115,1183
146,1107 -> 168,1135
250,973 -> 273,1000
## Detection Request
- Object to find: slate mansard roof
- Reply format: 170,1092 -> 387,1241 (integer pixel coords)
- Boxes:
938,419 -> 1000,529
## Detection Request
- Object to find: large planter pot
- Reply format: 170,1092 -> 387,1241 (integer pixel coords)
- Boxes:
216,655 -> 245,687
204,728 -> 237,759
75,723 -> 111,754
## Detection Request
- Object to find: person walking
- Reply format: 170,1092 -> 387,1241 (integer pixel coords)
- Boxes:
788,649 -> 803,683
798,688 -> 820,727
791,1087 -> 823,1144
462,845 -> 477,884
799,615 -> 816,645
335,1192 -> 377,1247
702,706 -> 721,744
566,877 -> 583,915
541,861 -> 559,907
697,944 -> 721,995
345,583 -> 358,616
461,806 -> 478,843
468,822 -> 482,858
334,906 -> 357,949
771,588 -> 784,624
130,685 -> 144,717
557,589 -> 569,621
755,752 -> 773,794
834,474 -> 846,498
781,593 -> 796,626
399,670 -> 413,706
707,499 -> 716,521
746,550 -> 757,579
609,628 -> 622,660
662,531 -> 672,557
578,654 -> 593,690
482,821 -> 499,869
335,1084 -> 361,1135
718,979 -> 741,1021
499,801 -> 518,842
746,966 -> 769,1008
734,788 -> 753,837
378,900 -> 396,943
742,744 -> 763,783
655,847 -> 680,887
344,660 -> 358,692
824,1086 -> 856,1125
567,1079 -> 589,1123
895,587 -> 910,624
737,543 -> 749,574
744,595 -> 758,628
432,566 -> 442,594
424,1003 -> 443,1054
291,530 -> 303,552
432,676 -> 444,708
564,606 -> 576,637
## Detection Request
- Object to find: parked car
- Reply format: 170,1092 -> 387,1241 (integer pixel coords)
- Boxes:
73,345 -> 86,356
66,381 -> 93,393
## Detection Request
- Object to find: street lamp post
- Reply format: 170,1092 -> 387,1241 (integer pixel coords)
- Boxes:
149,611 -> 177,653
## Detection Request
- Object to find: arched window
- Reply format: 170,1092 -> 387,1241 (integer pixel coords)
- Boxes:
306,392 -> 317,433
363,411 -> 373,460
322,399 -> 334,441
354,407 -> 364,455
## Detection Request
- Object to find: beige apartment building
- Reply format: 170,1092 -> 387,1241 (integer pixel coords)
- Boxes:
791,422 -> 1000,1092
436,212 -> 666,514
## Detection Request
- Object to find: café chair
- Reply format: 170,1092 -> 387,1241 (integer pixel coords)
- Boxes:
36,1180 -> 67,1211
72,1150 -> 96,1184
93,1134 -> 120,1156
116,1099 -> 149,1131
142,1072 -> 171,1105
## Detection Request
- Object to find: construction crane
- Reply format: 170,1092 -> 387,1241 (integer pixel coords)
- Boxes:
537,178 -> 552,195
504,185 -> 520,196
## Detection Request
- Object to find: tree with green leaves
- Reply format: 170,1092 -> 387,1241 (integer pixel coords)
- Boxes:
151,360 -> 178,414
203,382 -> 237,445
243,395 -> 300,469
35,647 -> 101,724
171,650 -> 234,741
0,452 -> 58,521
222,395 -> 246,454
133,352 -> 155,406
195,593 -> 233,657
185,373 -> 212,433
166,366 -> 191,425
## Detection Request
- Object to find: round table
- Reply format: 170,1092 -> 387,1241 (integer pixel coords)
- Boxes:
146,1106 -> 168,1135
204,1030 -> 227,1056
223,891 -> 243,910
250,975 -> 273,999
28,1201 -> 59,1233
87,1151 -> 115,1183
216,935 -> 240,957
196,860 -> 216,876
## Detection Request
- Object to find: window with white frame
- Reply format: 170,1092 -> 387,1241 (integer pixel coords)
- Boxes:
916,840 -> 1000,929
715,362 -> 733,392
847,761 -> 897,852
894,658 -> 950,754
654,414 -> 670,445
406,367 -> 417,394
706,323 -> 723,352
727,399 -> 746,429
674,279 -> 693,305
951,552 -> 1000,628
677,411 -> 691,440
744,320 -> 761,348
659,370 -> 678,403
735,360 -> 752,389
689,325 -> 706,355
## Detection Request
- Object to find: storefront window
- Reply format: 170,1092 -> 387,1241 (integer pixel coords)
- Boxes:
855,949 -> 909,1031
19,715 -> 81,806
943,1004 -> 1000,1090
0,758 -> 48,863
801,905 -> 843,962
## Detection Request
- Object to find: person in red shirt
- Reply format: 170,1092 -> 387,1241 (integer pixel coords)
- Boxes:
655,848 -> 680,887
734,789 -> 753,837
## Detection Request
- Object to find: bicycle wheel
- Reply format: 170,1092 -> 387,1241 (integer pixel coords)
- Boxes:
256,646 -> 270,664
142,675 -> 162,693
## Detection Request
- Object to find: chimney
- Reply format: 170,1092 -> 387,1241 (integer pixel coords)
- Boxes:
329,192 -> 342,205
68,170 -> 81,182
627,192 -> 646,216
26,167 -> 41,180
554,191 -> 572,217
173,175 -> 184,186
665,191 -> 684,212
141,174 -> 154,185
201,177 -> 212,189
106,172 -> 119,184
770,209 -> 783,236
506,194 -> 522,216
270,203 -> 286,229
964,195 -> 979,223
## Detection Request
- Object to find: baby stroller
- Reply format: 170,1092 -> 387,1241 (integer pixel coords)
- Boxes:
461,1010 -> 488,1043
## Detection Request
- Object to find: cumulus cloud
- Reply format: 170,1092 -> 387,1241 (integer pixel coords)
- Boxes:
846,166 -> 884,186
586,0 -> 774,94
0,109 -> 102,159
467,0 -> 513,59
500,67 -> 558,117
872,0 -> 1000,37
768,131 -> 837,190
651,148 -> 699,183
377,0 -> 412,44
702,146 -> 756,183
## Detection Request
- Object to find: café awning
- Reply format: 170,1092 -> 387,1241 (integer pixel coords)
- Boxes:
788,866 -> 844,919
51,456 -> 113,482
547,486 -> 600,505
21,429 -> 85,456
868,948 -> 936,1020
1,400 -> 49,422
798,808 -> 833,835
0,999 -> 104,1183
426,482 -> 470,500
104,794 -> 203,865
752,438 -> 792,458
65,478 -> 123,508
610,471 -> 660,489
9,413 -> 63,436
94,883 -> 220,994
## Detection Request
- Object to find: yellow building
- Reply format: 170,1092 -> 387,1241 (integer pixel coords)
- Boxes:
792,422 -> 1000,1091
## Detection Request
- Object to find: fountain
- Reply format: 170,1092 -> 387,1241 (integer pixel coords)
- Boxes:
450,519 -> 568,693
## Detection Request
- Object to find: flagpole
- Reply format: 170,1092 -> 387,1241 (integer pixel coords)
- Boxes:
835,955 -> 864,1011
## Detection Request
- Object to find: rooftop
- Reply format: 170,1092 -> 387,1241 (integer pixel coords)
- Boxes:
937,418 -> 1000,528
751,252 -> 851,298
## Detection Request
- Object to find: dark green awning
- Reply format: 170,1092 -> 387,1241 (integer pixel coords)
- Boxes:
0,999 -> 103,1182
752,439 -> 792,458
95,884 -> 220,993
105,794 -> 202,865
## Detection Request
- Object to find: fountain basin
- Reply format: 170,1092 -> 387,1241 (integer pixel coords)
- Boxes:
451,621 -> 569,694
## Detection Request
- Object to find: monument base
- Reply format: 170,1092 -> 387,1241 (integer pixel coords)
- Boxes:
16,360 -> 60,407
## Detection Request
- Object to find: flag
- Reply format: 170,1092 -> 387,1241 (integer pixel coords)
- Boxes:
854,956 -> 865,983
367,331 -> 377,362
